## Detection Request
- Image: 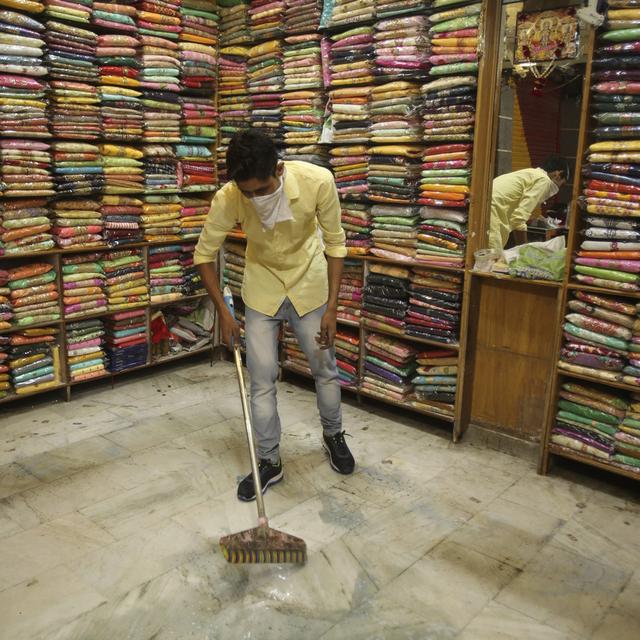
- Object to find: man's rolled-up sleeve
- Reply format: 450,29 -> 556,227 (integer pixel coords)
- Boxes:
194,189 -> 237,266
316,172 -> 347,258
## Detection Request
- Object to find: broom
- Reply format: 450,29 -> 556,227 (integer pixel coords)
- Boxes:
219,287 -> 306,564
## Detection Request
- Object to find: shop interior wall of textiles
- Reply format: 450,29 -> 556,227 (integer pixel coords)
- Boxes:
0,0 -> 483,424
541,1 -> 640,482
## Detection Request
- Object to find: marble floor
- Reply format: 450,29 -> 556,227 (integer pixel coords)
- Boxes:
0,358 -> 639,640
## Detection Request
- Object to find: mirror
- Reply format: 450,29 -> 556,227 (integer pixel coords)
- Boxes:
484,1 -> 588,279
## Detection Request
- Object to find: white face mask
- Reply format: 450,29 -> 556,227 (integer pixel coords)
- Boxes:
544,180 -> 559,201
251,168 -> 294,231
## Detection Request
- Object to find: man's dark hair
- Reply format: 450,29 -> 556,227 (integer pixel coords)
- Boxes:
226,129 -> 278,182
541,155 -> 570,181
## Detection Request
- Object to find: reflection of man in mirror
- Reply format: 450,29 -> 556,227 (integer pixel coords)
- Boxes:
488,155 -> 570,253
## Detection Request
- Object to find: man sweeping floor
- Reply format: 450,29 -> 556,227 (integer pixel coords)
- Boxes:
195,129 -> 355,502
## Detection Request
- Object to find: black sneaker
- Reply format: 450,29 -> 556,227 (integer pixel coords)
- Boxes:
323,431 -> 355,475
237,459 -> 284,502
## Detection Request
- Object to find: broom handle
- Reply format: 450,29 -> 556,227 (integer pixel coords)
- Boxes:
232,343 -> 268,524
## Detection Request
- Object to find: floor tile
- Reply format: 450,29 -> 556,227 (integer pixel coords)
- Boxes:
496,543 -> 630,637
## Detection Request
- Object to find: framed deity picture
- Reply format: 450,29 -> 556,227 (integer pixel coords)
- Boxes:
515,8 -> 580,63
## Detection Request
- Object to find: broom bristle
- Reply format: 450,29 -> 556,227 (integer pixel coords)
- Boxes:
219,525 -> 307,564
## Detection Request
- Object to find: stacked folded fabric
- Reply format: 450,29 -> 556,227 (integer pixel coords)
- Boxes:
181,95 -> 217,144
614,392 -> 640,471
52,198 -> 103,249
362,263 -> 409,335
45,20 -> 99,84
66,318 -> 107,382
0,10 -> 48,133
100,85 -> 143,142
327,26 -> 375,87
104,308 -> 148,371
180,0 -> 218,95
329,86 -> 370,144
177,143 -> 216,189
142,194 -> 181,241
218,49 -> 250,157
101,143 -> 144,193
0,198 -> 53,255
558,290 -> 634,384
249,0 -> 283,40
143,144 -> 178,192
61,253 -> 107,318
7,328 -> 61,396
180,41 -> 217,94
149,244 -> 185,303
46,0 -> 92,25
421,78 -> 476,145
335,328 -> 359,387
369,204 -> 419,261
250,92 -> 283,142
412,348 -> 458,410
283,34 -> 322,91
52,141 -> 104,196
330,144 -> 369,198
138,0 -> 182,56
370,82 -> 421,146
50,81 -> 100,140
219,0 -> 250,46
0,10 -> 46,85
0,267 -> 11,328
101,195 -> 144,246
407,267 -> 462,344
143,90 -> 181,143
362,332 -> 417,403
368,146 -> 422,205
0,333 -> 9,397
7,262 -> 60,327
247,40 -> 283,94
0,74 -> 49,140
282,91 -> 324,146
417,204 -> 466,268
100,248 -> 149,311
284,0 -> 320,35
320,0 -> 374,29
428,2 -> 480,77
376,0 -> 428,19
282,324 -> 310,376
417,141 -> 471,268
552,382 -> 626,462
282,143 -> 329,166
97,25 -> 140,91
374,15 -> 430,80
337,259 -> 363,323
180,241 -> 204,294
180,196 -> 209,239
341,202 -> 371,255
1,139 -> 54,197
223,240 -> 245,297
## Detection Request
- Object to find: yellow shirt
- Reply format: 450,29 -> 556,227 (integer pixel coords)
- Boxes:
488,168 -> 554,251
194,160 -> 347,317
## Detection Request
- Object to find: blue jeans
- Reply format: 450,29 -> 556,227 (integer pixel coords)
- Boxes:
245,299 -> 342,463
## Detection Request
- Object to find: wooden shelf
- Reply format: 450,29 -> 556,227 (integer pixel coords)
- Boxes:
567,282 -> 640,300
364,256 -> 464,273
556,365 -> 640,394
548,443 -> 640,481
471,270 -> 563,289
149,293 -> 207,308
359,388 -> 455,423
0,319 -> 63,336
153,345 -> 213,365
0,382 -> 67,405
362,321 -> 460,351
